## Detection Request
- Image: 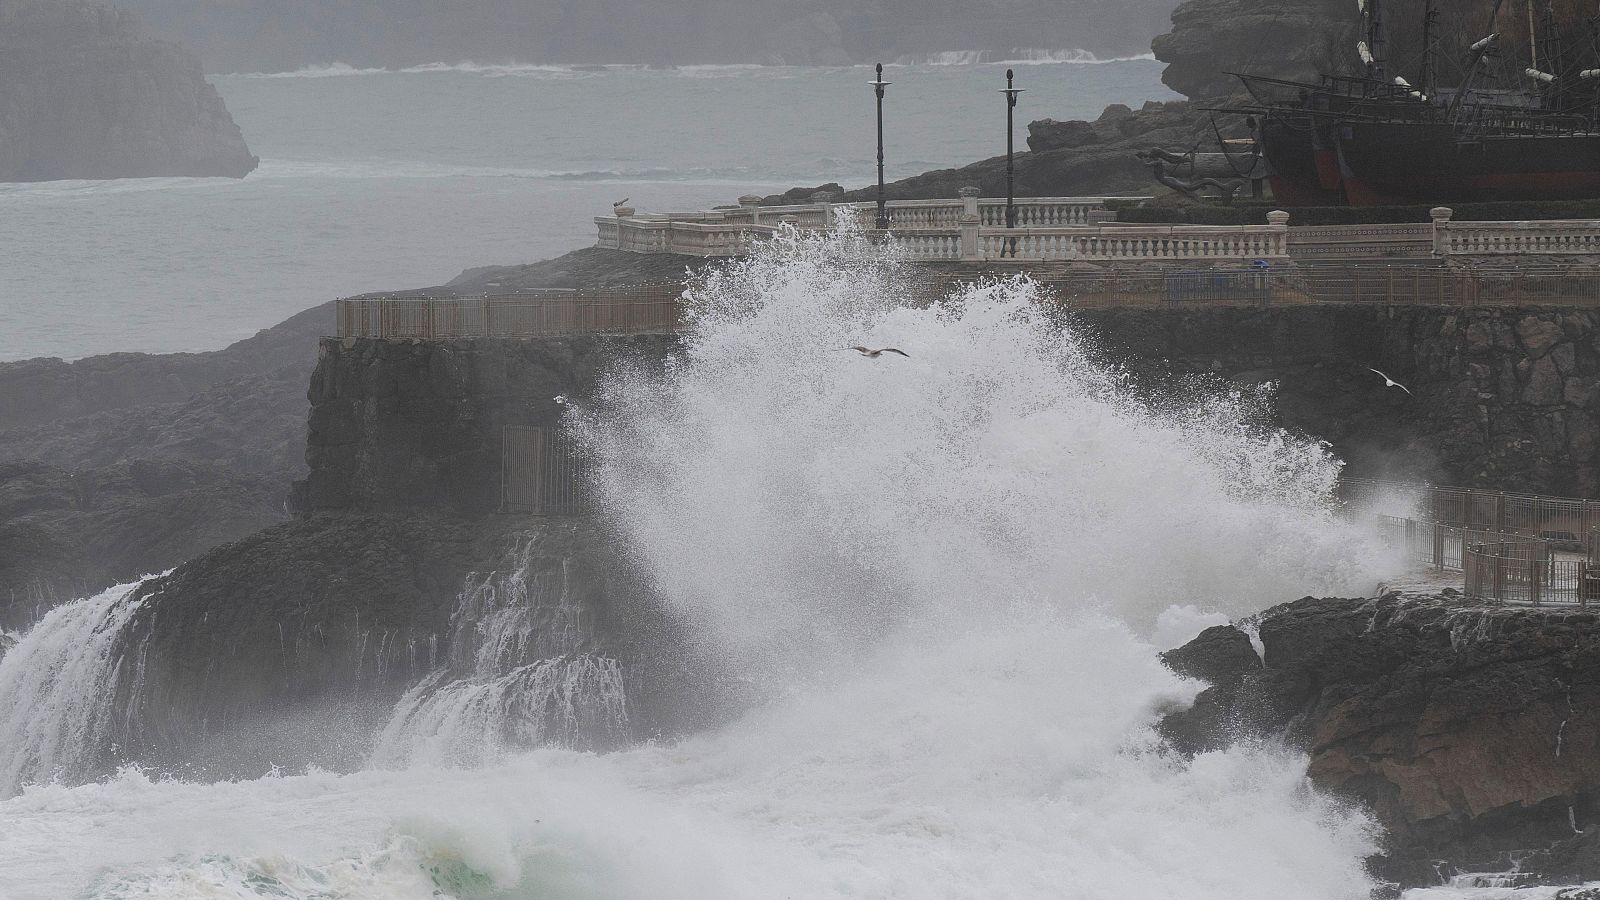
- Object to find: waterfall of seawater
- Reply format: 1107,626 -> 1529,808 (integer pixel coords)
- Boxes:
0,580 -> 149,798
372,536 -> 629,767
1,225 -> 1399,899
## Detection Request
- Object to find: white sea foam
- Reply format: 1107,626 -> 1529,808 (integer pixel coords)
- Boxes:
1,226 -> 1395,898
228,61 -> 595,79
228,52 -> 1159,80
892,48 -> 1160,66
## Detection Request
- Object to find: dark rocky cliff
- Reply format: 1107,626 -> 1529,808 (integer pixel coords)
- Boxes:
301,333 -> 680,516
1082,305 -> 1600,497
1162,594 -> 1600,889
0,0 -> 257,181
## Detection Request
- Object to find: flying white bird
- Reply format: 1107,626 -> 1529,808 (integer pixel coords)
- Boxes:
842,346 -> 909,358
1369,368 -> 1412,395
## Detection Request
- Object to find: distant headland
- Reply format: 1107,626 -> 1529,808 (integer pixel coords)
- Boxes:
0,0 -> 257,182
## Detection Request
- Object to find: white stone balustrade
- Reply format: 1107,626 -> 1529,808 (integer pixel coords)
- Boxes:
599,199 -> 1600,264
1433,208 -> 1600,257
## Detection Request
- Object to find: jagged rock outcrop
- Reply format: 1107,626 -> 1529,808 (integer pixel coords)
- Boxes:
0,0 -> 257,181
1152,0 -> 1355,100
1026,118 -> 1101,153
1161,594 -> 1600,888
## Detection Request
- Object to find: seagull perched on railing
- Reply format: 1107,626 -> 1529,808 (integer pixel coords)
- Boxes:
842,346 -> 909,358
1369,368 -> 1413,395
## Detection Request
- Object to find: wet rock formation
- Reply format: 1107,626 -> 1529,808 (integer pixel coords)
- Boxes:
0,0 -> 257,181
78,513 -> 714,781
1161,594 -> 1600,888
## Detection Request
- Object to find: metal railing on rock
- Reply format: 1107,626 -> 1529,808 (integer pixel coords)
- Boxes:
336,284 -> 685,340
1463,538 -> 1594,605
1359,479 -> 1600,604
501,425 -> 581,515
1347,478 -> 1600,550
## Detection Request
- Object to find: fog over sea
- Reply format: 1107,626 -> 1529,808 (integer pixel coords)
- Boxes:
0,55 -> 1174,362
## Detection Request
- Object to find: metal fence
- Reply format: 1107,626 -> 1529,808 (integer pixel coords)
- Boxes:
501,425 -> 582,515
1463,539 -> 1594,605
1346,479 -> 1600,551
1363,478 -> 1600,604
337,284 -> 684,340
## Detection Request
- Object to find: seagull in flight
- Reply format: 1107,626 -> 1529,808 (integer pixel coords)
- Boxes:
1369,368 -> 1412,395
842,346 -> 909,358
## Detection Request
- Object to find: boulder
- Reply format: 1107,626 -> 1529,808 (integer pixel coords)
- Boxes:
1026,119 -> 1100,153
1161,594 -> 1600,887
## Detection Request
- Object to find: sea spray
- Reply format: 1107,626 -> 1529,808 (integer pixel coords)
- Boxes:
2,225 -> 1390,898
0,579 -> 150,798
573,223 -> 1379,681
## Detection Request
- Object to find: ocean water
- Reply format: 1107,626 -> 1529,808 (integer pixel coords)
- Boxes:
0,226 -> 1404,899
0,56 -> 1174,362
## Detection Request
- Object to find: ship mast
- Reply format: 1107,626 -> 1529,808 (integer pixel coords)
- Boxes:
1420,0 -> 1440,99
1366,0 -> 1387,82
1540,0 -> 1568,110
1449,0 -> 1508,124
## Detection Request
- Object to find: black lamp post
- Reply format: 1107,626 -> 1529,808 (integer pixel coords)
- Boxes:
870,62 -> 892,230
1001,68 -> 1024,234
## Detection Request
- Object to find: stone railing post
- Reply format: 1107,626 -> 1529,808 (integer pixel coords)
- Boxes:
959,186 -> 981,262
610,206 -> 636,250
1266,209 -> 1290,258
811,191 -> 838,228
1431,206 -> 1454,257
739,194 -> 764,227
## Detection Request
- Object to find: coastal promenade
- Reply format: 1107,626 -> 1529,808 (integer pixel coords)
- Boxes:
595,194 -> 1600,265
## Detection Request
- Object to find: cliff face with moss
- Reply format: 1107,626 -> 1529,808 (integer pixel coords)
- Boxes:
0,0 -> 257,181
